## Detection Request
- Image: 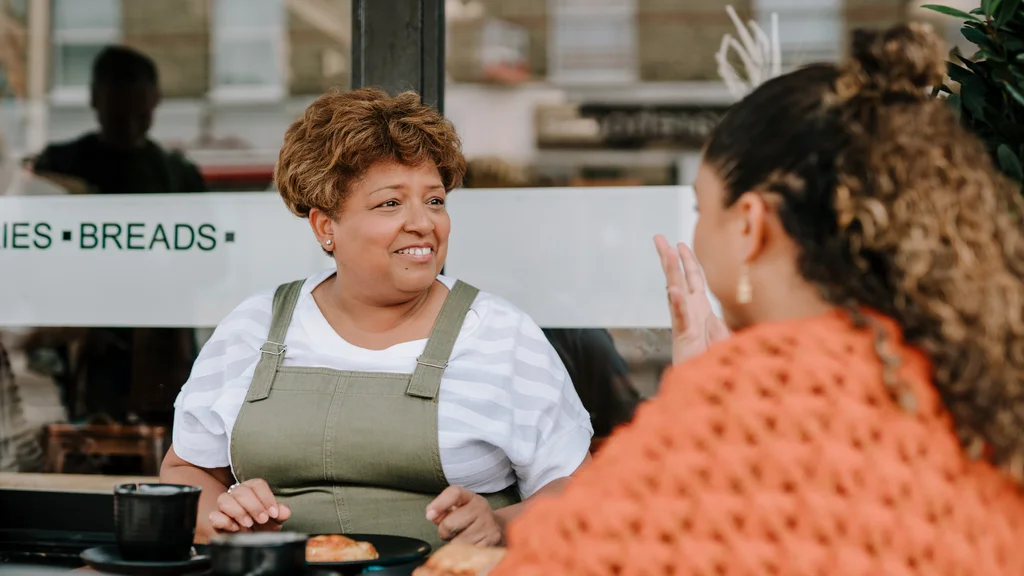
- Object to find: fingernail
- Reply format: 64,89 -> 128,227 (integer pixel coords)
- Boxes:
258,513 -> 269,524
242,517 -> 253,528
269,506 -> 279,519
426,510 -> 436,521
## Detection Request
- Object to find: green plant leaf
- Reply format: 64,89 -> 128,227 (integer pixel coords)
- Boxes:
922,4 -> 983,20
997,144 -> 1024,181
995,0 -> 1019,28
960,78 -> 988,119
983,0 -> 1001,17
996,0 -> 1022,28
947,61 -> 975,85
1005,82 -> 1024,106
1003,36 -> 1024,52
962,25 -> 995,49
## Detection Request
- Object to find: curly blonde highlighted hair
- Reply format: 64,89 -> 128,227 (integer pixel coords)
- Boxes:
704,23 -> 1024,475
275,87 -> 466,219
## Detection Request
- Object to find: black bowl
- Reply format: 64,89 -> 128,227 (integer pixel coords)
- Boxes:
114,483 -> 201,562
209,532 -> 309,576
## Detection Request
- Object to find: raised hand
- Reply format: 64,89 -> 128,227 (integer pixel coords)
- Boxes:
654,235 -> 730,364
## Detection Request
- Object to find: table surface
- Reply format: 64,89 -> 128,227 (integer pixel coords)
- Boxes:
0,473 -> 158,493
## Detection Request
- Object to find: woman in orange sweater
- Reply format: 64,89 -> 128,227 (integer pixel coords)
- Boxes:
482,23 -> 1024,576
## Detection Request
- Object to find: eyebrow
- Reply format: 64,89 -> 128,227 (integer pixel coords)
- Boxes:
370,183 -> 445,194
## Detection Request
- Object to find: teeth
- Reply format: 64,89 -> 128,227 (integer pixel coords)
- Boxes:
399,247 -> 432,256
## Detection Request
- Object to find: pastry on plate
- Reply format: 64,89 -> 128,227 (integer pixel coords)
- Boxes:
412,543 -> 506,576
305,534 -> 380,562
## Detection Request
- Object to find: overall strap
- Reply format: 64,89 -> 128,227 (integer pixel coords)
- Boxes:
406,281 -> 479,399
245,280 -> 305,402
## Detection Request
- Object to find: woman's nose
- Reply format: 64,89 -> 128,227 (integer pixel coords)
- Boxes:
404,204 -> 434,233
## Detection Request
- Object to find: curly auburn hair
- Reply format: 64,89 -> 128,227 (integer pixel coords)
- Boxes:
275,87 -> 466,218
704,23 -> 1024,476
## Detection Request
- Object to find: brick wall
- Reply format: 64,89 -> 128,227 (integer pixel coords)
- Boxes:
638,0 -> 755,81
123,0 -> 210,98
475,0 -> 909,83
119,0 -> 354,98
288,0 -> 350,95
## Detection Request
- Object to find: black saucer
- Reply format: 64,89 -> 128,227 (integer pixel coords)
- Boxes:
80,545 -> 210,575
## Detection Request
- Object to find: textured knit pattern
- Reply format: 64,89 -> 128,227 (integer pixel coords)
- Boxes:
494,312 -> 1024,576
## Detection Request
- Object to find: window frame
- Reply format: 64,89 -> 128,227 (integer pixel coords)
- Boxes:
753,0 -> 845,68
547,0 -> 638,86
208,0 -> 288,104
49,0 -> 123,105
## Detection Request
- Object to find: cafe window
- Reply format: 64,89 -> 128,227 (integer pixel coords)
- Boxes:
755,0 -> 844,67
50,0 -> 122,102
547,0 -> 638,85
210,0 -> 287,102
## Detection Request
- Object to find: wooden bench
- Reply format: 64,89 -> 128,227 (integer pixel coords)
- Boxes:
45,424 -> 168,476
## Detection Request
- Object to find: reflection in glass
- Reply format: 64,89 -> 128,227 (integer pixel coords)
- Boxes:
211,0 -> 285,93
51,0 -> 121,91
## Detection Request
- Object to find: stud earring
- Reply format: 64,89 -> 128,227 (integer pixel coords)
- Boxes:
737,263 -> 752,304
325,239 -> 333,246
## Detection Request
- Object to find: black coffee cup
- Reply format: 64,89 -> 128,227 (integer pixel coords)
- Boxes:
114,483 -> 201,562
209,532 -> 309,576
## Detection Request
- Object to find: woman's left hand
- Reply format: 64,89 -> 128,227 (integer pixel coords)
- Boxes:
426,486 -> 504,546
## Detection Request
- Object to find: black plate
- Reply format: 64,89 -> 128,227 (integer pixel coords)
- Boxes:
80,545 -> 210,575
305,534 -> 431,569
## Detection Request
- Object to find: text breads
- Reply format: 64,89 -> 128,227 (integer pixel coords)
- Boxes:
412,543 -> 507,576
305,535 -> 380,563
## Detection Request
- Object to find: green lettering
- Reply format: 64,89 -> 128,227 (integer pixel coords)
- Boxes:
80,223 -> 98,249
197,224 -> 217,251
126,223 -> 145,250
102,223 -> 122,250
149,224 -> 171,250
34,223 -> 52,249
11,222 -> 29,249
174,224 -> 195,250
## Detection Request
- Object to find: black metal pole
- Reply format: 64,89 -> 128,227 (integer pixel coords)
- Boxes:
351,0 -> 446,113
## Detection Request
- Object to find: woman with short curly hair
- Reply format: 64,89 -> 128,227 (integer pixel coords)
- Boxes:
480,22 -> 1024,576
161,88 -> 593,547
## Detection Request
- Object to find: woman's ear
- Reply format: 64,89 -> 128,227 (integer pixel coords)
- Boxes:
308,208 -> 335,251
733,191 -> 769,263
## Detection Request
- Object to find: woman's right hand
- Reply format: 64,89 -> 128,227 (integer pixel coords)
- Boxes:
209,478 -> 291,533
654,235 -> 730,364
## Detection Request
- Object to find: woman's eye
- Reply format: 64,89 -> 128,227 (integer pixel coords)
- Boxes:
428,197 -> 445,206
379,200 -> 399,208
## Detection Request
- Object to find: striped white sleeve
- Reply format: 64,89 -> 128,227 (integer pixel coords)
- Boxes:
171,291 -> 272,469
504,311 -> 594,497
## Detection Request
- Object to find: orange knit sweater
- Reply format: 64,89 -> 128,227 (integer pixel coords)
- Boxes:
493,312 -> 1024,576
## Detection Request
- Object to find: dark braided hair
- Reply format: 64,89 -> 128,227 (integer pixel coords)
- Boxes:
703,23 -> 1024,478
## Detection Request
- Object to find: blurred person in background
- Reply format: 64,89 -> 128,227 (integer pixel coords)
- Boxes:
25,45 -> 205,434
424,22 -> 1024,576
33,45 -> 205,195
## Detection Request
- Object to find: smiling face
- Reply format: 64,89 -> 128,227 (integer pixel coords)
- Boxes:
326,161 -> 450,299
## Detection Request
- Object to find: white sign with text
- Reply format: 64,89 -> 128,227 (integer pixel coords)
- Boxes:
0,187 -> 706,328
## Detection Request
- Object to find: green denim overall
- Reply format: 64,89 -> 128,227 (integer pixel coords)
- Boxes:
229,279 -> 520,549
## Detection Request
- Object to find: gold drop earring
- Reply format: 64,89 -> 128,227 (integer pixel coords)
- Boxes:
737,263 -> 752,304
